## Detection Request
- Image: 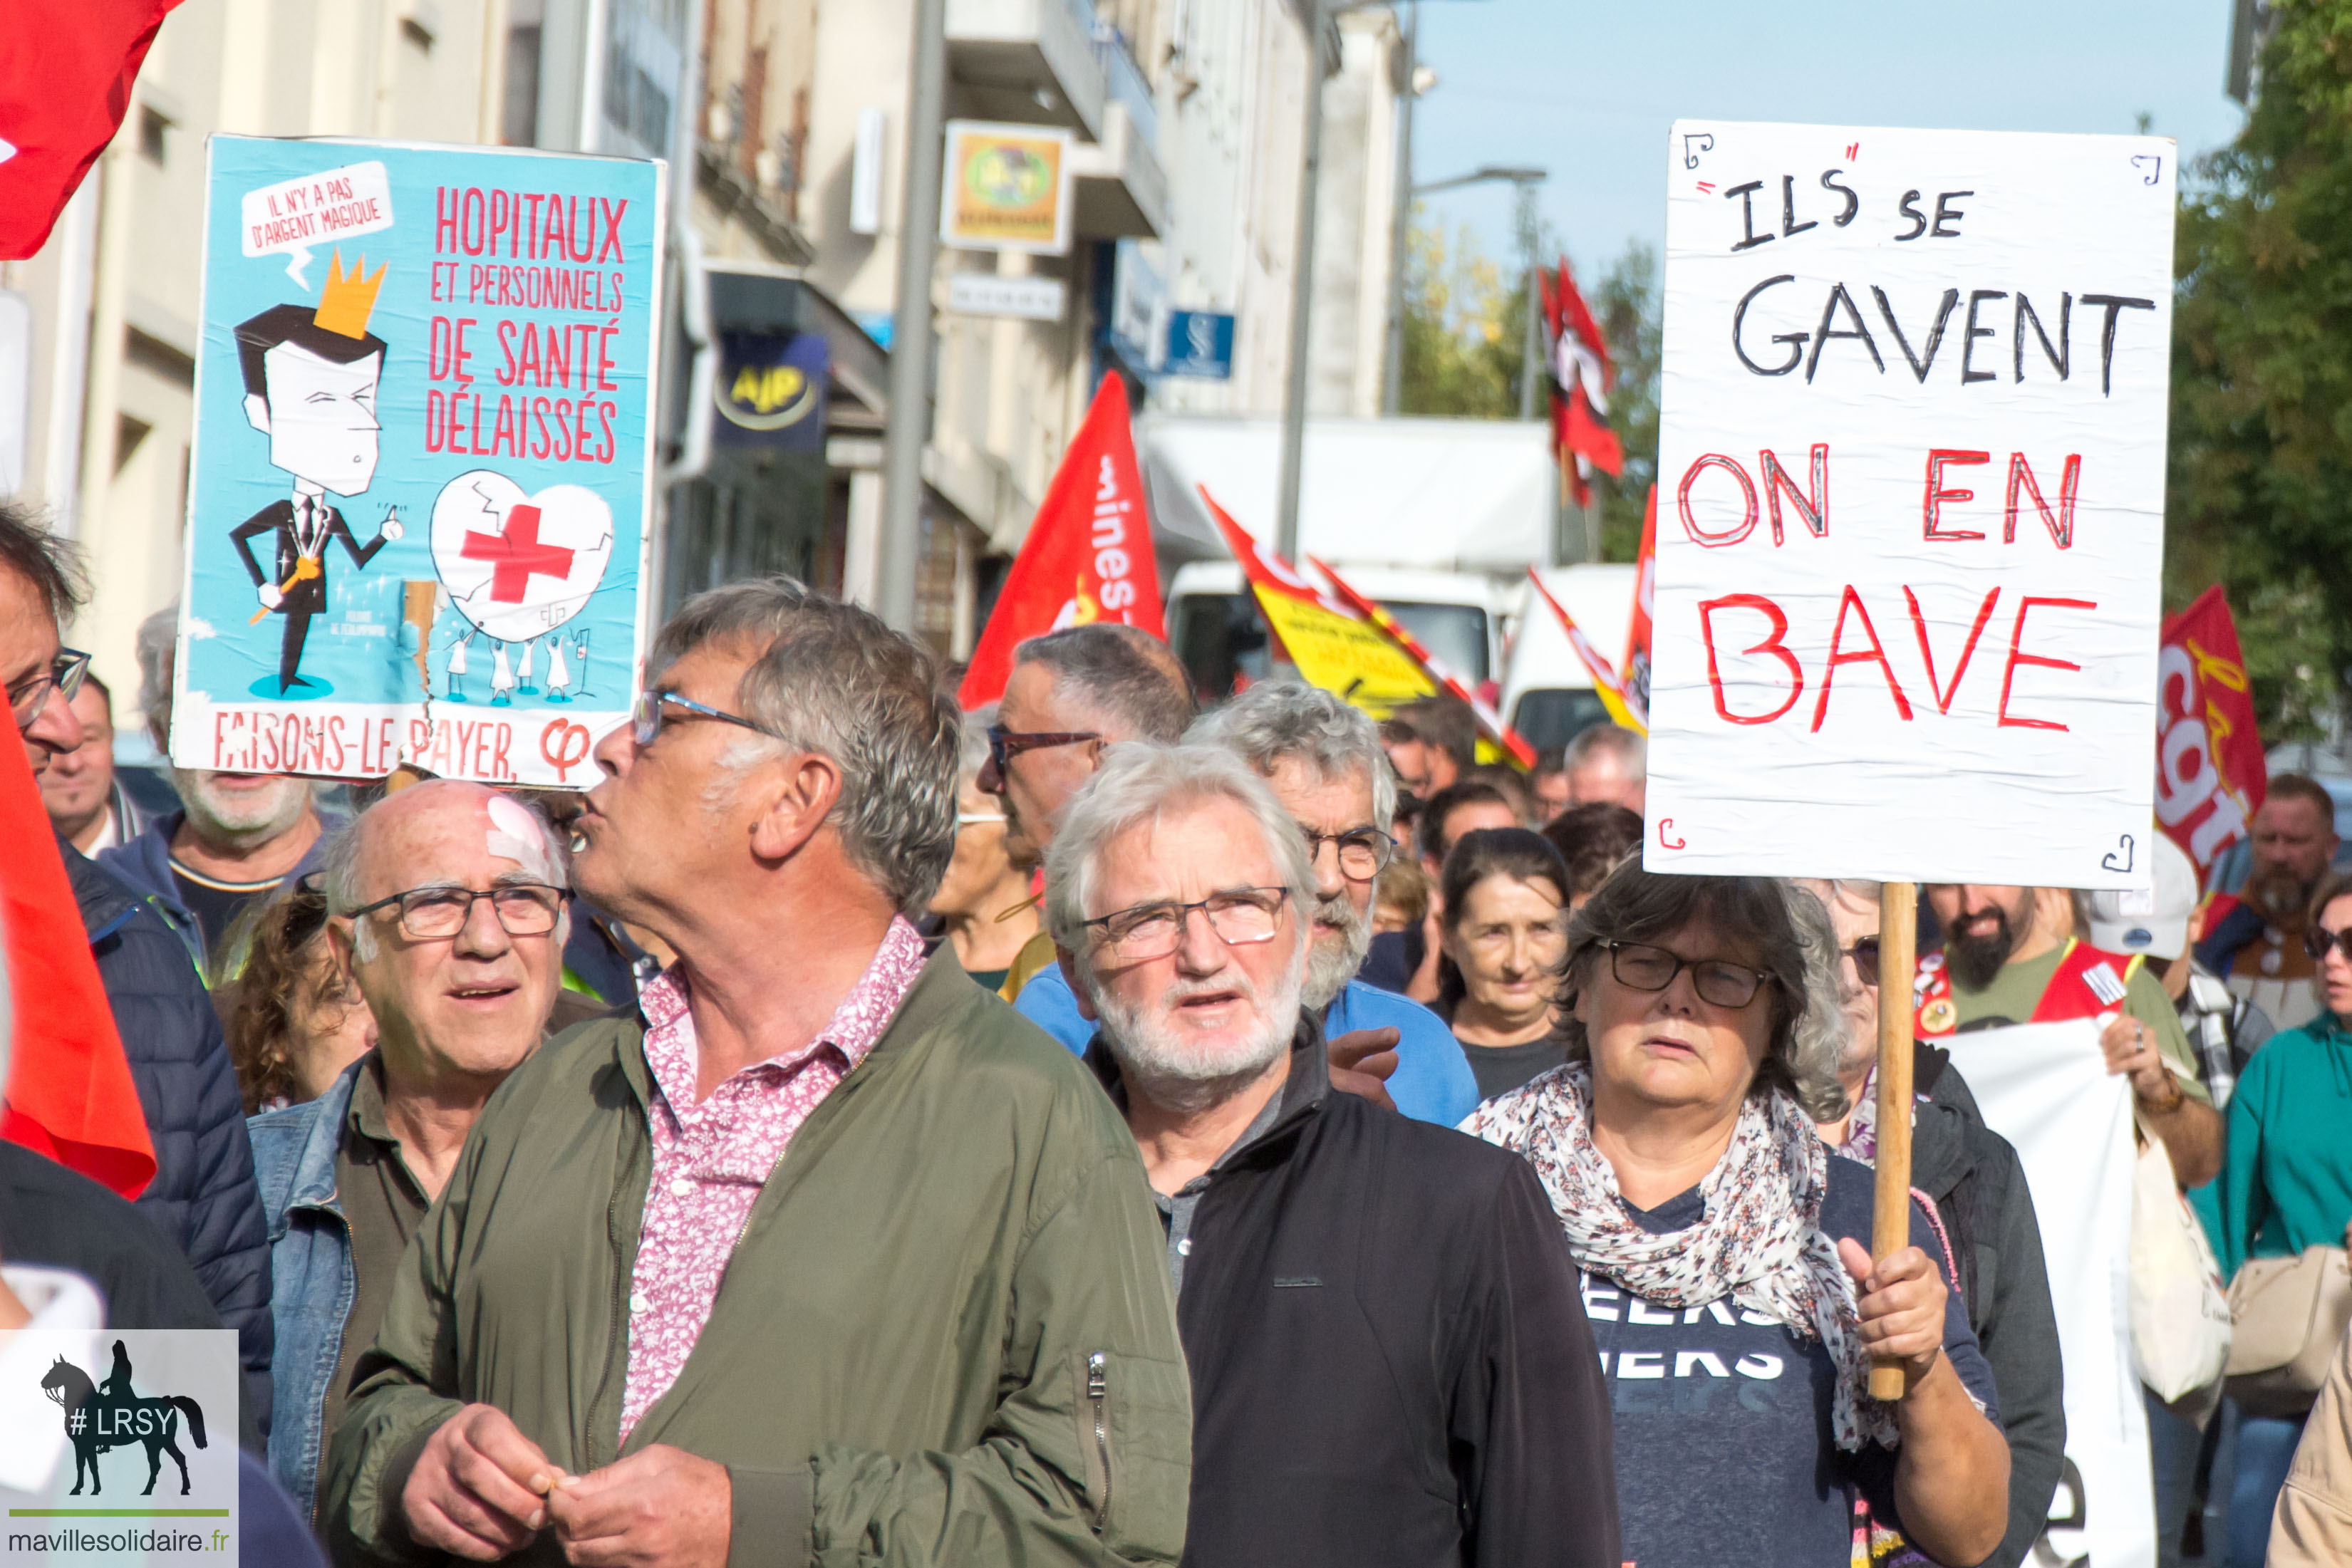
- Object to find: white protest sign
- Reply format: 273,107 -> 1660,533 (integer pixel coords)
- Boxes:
1646,123 -> 2174,887
1941,1021 -> 2156,1568
240,160 -> 394,291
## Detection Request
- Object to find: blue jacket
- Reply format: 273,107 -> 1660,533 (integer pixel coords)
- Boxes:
63,842 -> 274,1434
247,1060 -> 361,1515
98,809 -> 333,969
1015,965 -> 1481,1128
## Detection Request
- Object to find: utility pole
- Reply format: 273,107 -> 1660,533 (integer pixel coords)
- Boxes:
1379,1 -> 1417,417
1274,0 -> 1331,563
878,0 -> 948,633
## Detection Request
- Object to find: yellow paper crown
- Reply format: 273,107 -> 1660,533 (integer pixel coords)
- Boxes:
314,249 -> 386,340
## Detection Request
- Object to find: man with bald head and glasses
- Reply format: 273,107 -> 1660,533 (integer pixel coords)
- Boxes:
247,779 -> 585,1517
1049,743 -> 1618,1568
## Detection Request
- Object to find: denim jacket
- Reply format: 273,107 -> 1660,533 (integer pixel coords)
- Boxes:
247,1061 -> 363,1519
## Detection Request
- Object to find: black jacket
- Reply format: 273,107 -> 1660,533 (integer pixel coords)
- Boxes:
64,841 -> 273,1435
1089,1022 -> 1620,1568
0,1139 -> 262,1451
1915,1044 -> 2066,1568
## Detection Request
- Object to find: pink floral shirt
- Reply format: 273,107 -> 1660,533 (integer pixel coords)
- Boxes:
618,917 -> 927,1442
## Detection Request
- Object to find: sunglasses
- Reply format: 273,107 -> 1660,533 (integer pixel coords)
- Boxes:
2304,926 -> 2352,962
984,725 -> 1100,779
1843,937 -> 1881,987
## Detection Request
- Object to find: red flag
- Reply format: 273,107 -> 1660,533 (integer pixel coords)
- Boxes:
1622,487 -> 1657,727
2156,586 -> 2266,884
1311,557 -> 1538,768
0,1 -> 187,259
1541,258 -> 1624,507
0,736 -> 155,1199
959,375 -> 1165,707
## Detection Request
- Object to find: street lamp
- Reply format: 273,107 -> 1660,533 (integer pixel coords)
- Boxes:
1387,162 -> 1547,418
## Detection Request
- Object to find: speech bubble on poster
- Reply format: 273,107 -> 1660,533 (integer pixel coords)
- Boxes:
240,159 -> 394,289
1643,122 -> 2175,888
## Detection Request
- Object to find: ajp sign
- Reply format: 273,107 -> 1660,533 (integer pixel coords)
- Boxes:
1645,122 -> 2174,887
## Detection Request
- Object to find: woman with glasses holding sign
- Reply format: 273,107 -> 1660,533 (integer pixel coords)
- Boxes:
1462,861 -> 2011,1568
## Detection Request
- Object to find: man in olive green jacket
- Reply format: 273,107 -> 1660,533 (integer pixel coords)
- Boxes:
324,581 -> 1189,1568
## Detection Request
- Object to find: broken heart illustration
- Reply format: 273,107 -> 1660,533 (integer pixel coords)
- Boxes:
429,469 -> 614,642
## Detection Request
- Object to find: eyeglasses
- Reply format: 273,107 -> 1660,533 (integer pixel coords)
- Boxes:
631,689 -> 771,749
1299,825 -> 1395,883
1842,937 -> 1881,987
984,725 -> 1102,779
1600,940 -> 1776,1009
1083,887 -> 1289,962
343,883 -> 569,941
2304,926 -> 2352,962
8,647 -> 90,730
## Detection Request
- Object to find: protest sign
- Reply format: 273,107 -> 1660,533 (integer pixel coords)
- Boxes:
1942,1021 -> 2157,1567
2156,586 -> 2266,883
172,137 -> 663,789
1646,122 -> 2175,886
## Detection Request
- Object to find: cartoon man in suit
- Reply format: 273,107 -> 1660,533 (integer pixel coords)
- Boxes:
230,251 -> 403,694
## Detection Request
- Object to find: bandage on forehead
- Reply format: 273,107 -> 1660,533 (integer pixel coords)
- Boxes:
485,794 -> 561,885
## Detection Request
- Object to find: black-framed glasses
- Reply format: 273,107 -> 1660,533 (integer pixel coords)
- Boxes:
2304,925 -> 2352,962
8,647 -> 90,729
1298,825 -> 1395,883
1843,937 -> 1881,988
1083,887 -> 1290,961
343,883 -> 570,941
1601,940 -> 1776,1009
985,725 -> 1101,779
631,689 -> 770,749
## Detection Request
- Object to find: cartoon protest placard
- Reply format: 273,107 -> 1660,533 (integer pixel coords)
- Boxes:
171,136 -> 664,789
1645,123 -> 2174,886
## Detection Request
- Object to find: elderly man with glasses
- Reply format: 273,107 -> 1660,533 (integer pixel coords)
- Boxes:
0,502 -> 276,1445
326,579 -> 1189,1568
1050,744 -> 1618,1568
246,779 -> 583,1518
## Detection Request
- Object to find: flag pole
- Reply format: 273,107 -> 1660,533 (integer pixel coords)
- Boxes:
1868,880 -> 1919,1401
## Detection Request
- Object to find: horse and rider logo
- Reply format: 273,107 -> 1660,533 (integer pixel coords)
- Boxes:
38,1340 -> 209,1496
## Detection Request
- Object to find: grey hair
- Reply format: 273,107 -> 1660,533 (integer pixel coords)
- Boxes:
649,576 -> 960,913
1564,722 -> 1647,782
135,605 -> 179,742
1014,623 -> 1196,743
321,790 -> 572,960
1186,681 -> 1397,832
1044,743 -> 1316,952
1556,860 -> 1850,1122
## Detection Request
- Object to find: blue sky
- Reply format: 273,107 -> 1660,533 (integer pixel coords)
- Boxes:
1406,0 -> 2249,279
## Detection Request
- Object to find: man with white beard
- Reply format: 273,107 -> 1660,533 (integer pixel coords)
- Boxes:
1188,681 -> 1478,1125
1050,744 -> 1618,1568
102,605 -> 333,966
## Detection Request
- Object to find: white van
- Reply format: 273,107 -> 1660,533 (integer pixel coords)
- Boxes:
1166,562 -> 1515,700
1501,565 -> 1639,753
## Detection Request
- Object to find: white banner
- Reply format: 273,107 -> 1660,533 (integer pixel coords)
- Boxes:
1645,121 -> 2174,887
1944,1020 -> 2155,1567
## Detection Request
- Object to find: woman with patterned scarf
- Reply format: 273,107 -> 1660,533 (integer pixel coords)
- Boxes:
1462,861 -> 2011,1567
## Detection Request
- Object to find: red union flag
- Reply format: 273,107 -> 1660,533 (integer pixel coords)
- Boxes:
959,375 -> 1165,707
0,0 -> 186,258
2155,586 -> 2266,881
1622,487 -> 1657,727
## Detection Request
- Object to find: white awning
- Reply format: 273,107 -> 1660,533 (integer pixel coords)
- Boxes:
1136,414 -> 1555,572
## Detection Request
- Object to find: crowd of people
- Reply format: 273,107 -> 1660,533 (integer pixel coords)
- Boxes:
3,492 -> 2351,1568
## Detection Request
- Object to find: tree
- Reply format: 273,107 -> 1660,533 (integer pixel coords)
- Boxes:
2170,0 -> 2352,740
1399,212 -> 1662,564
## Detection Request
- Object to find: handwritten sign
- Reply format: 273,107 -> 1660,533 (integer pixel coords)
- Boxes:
1644,123 -> 2174,886
175,137 -> 663,789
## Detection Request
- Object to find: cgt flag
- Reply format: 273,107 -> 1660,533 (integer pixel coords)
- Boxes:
2155,586 -> 2266,883
1201,487 -> 1433,716
0,735 -> 155,1199
959,375 -> 1164,707
1622,487 -> 1657,728
0,0 -> 187,258
1315,558 -> 1538,767
1542,257 -> 1625,507
1524,568 -> 1643,737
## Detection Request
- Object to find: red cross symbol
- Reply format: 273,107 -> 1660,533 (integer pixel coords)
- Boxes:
460,504 -> 576,604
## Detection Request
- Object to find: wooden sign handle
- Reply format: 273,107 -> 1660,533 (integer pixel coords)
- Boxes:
1867,880 -> 1918,1403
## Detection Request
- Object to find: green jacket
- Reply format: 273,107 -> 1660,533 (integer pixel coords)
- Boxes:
324,952 -> 1191,1567
2215,1012 -> 2352,1280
